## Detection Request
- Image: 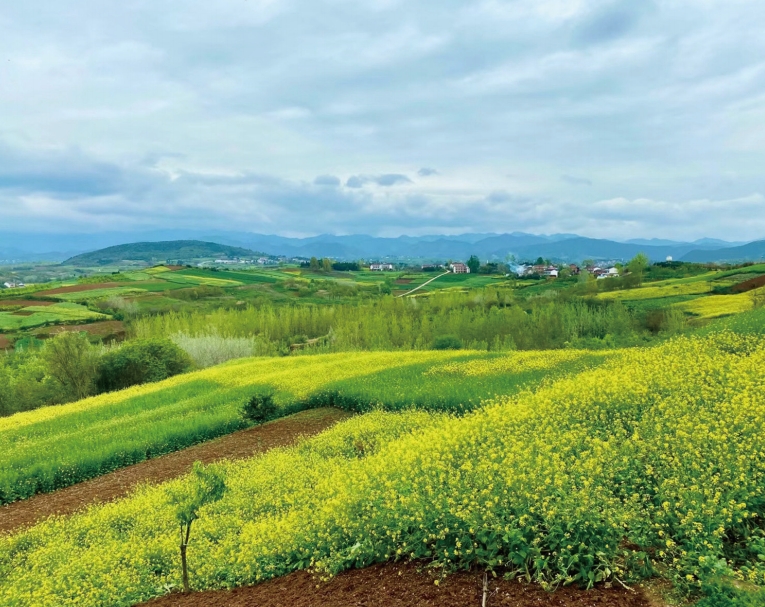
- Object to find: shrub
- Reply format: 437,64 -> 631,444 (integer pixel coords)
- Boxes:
241,390 -> 278,424
431,335 -> 462,350
171,333 -> 257,368
96,338 -> 192,393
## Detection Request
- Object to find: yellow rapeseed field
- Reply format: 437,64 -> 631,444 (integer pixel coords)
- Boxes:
1,331 -> 763,606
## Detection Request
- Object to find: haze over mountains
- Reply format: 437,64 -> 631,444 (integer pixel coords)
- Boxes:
2,231 -> 763,264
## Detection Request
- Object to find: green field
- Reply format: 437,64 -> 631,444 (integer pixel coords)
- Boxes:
0,303 -> 107,331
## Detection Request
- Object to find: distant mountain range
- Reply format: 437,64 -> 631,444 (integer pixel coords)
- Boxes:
1,230 -> 764,264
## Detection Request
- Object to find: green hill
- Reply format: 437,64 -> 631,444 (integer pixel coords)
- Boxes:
63,240 -> 265,266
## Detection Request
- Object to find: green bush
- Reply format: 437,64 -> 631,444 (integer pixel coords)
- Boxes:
96,338 -> 192,393
241,390 -> 278,424
431,335 -> 462,350
696,580 -> 765,607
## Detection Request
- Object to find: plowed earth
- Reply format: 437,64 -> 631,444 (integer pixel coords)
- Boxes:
139,562 -> 652,607
38,319 -> 126,338
0,334 -> 11,350
0,408 -> 350,535
35,282 -> 127,295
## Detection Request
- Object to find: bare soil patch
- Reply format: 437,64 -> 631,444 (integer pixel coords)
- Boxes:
36,282 -> 126,295
732,274 -> 765,293
395,278 -> 414,284
37,320 -> 126,339
139,562 -> 651,607
10,311 -> 34,316
0,408 -> 350,535
0,299 -> 55,307
0,334 -> 12,350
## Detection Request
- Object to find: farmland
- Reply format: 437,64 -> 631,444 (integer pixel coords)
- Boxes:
0,327 -> 763,606
0,348 -> 608,505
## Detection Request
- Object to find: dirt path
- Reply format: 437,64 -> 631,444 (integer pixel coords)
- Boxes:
0,408 -> 350,536
396,271 -> 450,298
139,562 -> 651,607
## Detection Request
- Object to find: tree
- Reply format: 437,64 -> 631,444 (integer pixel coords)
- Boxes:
626,253 -> 650,287
309,256 -> 320,271
96,338 -> 191,393
467,255 -> 480,274
321,258 -> 333,272
167,462 -> 227,593
41,332 -> 98,400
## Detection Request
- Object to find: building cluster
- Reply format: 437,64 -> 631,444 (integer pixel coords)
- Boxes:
369,263 -> 395,271
2,281 -> 25,289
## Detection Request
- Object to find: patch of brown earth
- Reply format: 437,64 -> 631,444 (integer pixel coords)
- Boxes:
35,282 -> 126,295
0,299 -> 55,307
0,334 -> 12,350
732,274 -> 765,293
139,562 -> 651,607
37,320 -> 126,338
0,408 -> 350,536
10,310 -> 34,316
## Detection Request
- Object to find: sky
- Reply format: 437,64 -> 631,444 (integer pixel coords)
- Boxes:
1,0 -> 764,241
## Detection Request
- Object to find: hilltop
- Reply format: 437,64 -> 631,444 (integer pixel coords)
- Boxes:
63,240 -> 266,266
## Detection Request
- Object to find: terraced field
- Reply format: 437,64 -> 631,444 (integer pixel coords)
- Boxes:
1,328 -> 763,606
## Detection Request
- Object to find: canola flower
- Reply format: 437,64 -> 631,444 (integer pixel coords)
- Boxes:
0,331 -> 763,606
1,348 -> 588,504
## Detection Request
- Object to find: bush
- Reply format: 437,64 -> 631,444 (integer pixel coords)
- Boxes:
171,333 -> 258,368
96,338 -> 192,393
241,390 -> 278,424
431,335 -> 462,350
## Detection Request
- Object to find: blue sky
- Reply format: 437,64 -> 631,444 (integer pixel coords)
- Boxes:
1,0 -> 764,240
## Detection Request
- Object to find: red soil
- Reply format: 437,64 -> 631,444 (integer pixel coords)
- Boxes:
0,334 -> 12,350
0,408 -> 350,536
732,274 -> 765,293
0,299 -> 55,307
38,320 -> 126,338
139,562 -> 651,607
35,282 -> 127,295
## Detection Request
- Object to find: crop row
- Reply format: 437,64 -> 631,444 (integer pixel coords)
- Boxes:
1,331 -> 763,606
0,348 -> 603,504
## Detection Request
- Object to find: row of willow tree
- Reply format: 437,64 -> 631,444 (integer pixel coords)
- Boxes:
133,288 -> 684,353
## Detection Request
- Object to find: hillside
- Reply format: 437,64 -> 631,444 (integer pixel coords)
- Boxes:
63,240 -> 265,266
681,238 -> 765,262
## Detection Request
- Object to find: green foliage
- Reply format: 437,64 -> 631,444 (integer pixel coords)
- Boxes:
431,335 -> 462,350
41,332 -> 99,400
167,462 -> 227,592
95,338 -> 192,393
132,288 -> 644,352
466,255 -> 481,274
241,390 -> 278,424
696,580 -> 765,607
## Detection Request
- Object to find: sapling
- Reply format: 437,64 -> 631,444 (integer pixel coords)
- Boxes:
167,461 -> 227,593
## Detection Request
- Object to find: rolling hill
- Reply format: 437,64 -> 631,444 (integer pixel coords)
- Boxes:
63,240 -> 265,266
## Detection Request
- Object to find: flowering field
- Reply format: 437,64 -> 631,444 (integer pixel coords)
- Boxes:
0,348 -> 602,505
1,331 -> 763,606
672,290 -> 762,319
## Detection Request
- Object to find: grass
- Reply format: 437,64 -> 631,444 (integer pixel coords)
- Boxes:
0,303 -> 107,331
1,331 -> 763,606
597,281 -> 713,301
0,348 -> 603,505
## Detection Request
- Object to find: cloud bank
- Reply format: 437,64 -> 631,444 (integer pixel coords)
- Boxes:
0,0 -> 764,241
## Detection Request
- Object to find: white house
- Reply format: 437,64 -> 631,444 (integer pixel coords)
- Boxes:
449,262 -> 470,274
370,263 -> 395,271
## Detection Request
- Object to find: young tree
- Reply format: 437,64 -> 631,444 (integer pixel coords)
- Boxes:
167,462 -> 227,593
467,255 -> 481,274
309,256 -> 320,271
41,332 -> 98,400
626,253 -> 650,286
322,258 -> 333,272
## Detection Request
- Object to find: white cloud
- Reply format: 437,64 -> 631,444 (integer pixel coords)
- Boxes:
0,0 -> 763,240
